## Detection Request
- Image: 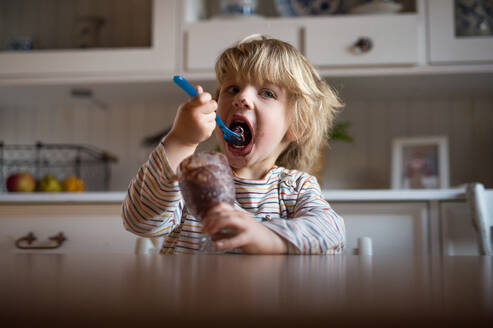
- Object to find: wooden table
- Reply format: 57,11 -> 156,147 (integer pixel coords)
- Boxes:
0,254 -> 492,327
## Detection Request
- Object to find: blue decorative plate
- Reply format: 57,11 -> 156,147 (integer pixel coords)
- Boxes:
275,0 -> 343,16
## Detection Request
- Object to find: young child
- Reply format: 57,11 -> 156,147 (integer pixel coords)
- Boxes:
122,35 -> 345,255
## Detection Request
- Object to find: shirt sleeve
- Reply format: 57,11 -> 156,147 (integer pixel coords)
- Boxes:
121,141 -> 183,238
262,174 -> 345,255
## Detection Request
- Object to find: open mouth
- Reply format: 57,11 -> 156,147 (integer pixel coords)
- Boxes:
228,119 -> 253,151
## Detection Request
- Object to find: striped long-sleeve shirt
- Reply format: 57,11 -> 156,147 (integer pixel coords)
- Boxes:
122,141 -> 345,254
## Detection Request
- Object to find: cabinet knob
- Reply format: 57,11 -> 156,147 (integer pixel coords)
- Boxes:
352,37 -> 373,54
15,232 -> 67,250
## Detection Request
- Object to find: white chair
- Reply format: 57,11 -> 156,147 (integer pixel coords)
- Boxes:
352,236 -> 373,256
466,183 -> 493,255
135,237 -> 163,255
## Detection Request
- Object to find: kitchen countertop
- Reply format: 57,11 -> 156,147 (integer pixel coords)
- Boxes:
0,191 -> 126,203
0,254 -> 491,327
0,189 -> 469,203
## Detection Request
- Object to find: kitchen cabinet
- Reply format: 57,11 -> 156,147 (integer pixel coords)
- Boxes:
0,203 -> 137,254
0,189 -> 481,256
184,14 -> 418,72
181,1 -> 419,73
428,0 -> 493,64
333,200 -> 479,256
2,1 -> 493,84
179,0 -> 493,78
305,14 -> 418,67
332,202 -> 430,256
0,200 -> 476,256
185,20 -> 299,71
0,0 -> 176,82
324,189 -> 480,256
440,201 -> 479,256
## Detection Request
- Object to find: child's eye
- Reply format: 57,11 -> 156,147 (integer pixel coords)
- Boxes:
226,85 -> 240,94
260,89 -> 276,99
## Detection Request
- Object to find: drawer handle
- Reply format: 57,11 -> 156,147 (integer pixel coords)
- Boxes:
352,37 -> 373,54
15,232 -> 67,250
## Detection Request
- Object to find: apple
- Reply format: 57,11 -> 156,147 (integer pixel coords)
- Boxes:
37,175 -> 62,192
6,172 -> 36,192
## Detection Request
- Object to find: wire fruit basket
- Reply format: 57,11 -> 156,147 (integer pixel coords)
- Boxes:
0,142 -> 118,192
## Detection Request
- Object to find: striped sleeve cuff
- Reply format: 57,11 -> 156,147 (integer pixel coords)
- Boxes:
262,220 -> 303,255
157,140 -> 178,182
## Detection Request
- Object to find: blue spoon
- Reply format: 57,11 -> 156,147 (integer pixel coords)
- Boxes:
173,75 -> 242,145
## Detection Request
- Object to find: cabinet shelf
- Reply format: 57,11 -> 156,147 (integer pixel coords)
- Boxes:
183,0 -> 417,24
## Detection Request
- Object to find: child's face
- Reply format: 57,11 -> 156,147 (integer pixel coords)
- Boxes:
216,75 -> 293,179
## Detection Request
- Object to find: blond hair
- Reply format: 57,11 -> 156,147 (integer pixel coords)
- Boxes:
215,34 -> 343,174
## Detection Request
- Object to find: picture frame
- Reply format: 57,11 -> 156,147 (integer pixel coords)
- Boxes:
391,136 -> 450,189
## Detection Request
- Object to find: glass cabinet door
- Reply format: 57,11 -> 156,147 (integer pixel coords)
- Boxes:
0,0 -> 152,51
454,0 -> 493,38
428,0 -> 493,64
0,0 -> 175,81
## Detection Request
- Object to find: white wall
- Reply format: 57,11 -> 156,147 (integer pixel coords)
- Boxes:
323,97 -> 493,189
0,80 -> 492,191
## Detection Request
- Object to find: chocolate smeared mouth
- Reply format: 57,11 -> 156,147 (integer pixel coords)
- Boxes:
229,120 -> 252,148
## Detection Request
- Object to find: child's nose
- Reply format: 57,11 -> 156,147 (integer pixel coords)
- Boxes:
233,94 -> 253,109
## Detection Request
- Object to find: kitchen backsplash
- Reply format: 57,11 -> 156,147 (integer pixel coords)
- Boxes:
0,100 -> 217,191
0,96 -> 492,190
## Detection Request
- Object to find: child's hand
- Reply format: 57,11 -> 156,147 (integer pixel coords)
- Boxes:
202,203 -> 289,254
167,86 -> 217,147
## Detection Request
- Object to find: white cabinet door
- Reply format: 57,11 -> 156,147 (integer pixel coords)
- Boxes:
0,204 -> 137,254
305,15 -> 418,67
440,201 -> 479,256
332,202 -> 429,255
428,0 -> 493,64
185,20 -> 299,71
0,0 -> 176,80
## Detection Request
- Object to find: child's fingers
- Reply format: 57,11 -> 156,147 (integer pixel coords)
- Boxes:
201,99 -> 217,114
204,203 -> 234,221
202,203 -> 232,231
205,213 -> 242,235
198,92 -> 211,103
205,112 -> 216,124
202,213 -> 229,233
186,101 -> 216,128
201,210 -> 224,231
216,232 -> 249,250
190,89 -> 211,105
196,85 -> 203,94
188,96 -> 216,115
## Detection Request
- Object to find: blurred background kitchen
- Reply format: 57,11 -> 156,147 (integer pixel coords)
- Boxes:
0,0 -> 492,255
1,0 -> 492,191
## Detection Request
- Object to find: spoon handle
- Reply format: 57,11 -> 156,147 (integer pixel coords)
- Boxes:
173,75 -> 198,97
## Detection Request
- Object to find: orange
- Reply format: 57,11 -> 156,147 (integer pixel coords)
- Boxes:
61,176 -> 85,192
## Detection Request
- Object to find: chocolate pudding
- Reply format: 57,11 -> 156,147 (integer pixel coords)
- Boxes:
178,151 -> 235,220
